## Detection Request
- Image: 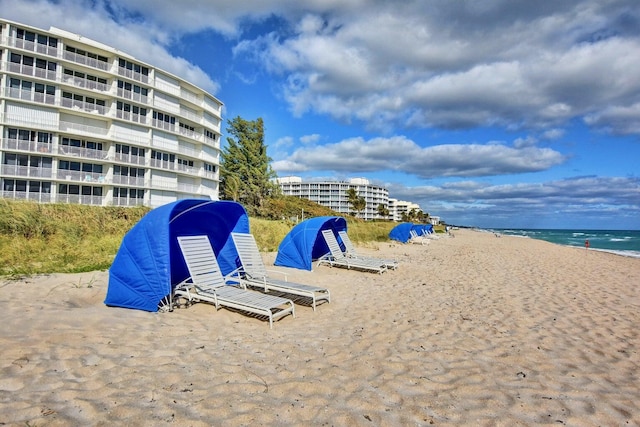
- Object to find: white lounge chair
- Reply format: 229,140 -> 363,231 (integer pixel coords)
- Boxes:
174,235 -> 295,328
337,230 -> 398,270
409,229 -> 429,245
230,233 -> 330,311
317,230 -> 387,274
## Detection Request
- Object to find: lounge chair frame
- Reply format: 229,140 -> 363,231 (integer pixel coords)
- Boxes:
174,235 -> 295,328
230,233 -> 331,310
317,230 -> 387,274
337,230 -> 398,270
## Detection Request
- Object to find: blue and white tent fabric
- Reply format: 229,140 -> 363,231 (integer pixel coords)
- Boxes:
389,222 -> 434,243
274,216 -> 347,271
105,199 -> 250,312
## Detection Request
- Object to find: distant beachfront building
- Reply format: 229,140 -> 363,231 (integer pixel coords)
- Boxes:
388,198 -> 422,221
277,176 -> 389,221
0,19 -> 222,208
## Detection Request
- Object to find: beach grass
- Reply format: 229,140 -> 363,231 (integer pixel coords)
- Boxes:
0,200 -> 399,276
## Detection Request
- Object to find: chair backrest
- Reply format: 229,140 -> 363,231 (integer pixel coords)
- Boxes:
409,229 -> 419,239
231,232 -> 268,279
338,230 -> 357,255
321,229 -> 346,260
177,235 -> 226,289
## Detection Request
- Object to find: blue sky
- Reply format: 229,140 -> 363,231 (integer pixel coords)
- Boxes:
3,0 -> 639,229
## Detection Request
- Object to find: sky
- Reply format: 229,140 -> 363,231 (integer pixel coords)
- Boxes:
3,0 -> 640,229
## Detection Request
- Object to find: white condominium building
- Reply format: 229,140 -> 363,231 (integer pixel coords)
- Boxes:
0,19 -> 222,208
388,198 -> 422,222
277,176 -> 389,221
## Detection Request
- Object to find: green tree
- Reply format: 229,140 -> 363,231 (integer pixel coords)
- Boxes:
377,203 -> 390,219
346,188 -> 366,217
220,116 -> 278,214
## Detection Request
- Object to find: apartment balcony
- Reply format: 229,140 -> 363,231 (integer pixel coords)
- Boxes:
176,163 -> 196,175
114,152 -> 146,166
152,119 -> 175,132
117,87 -> 149,104
112,196 -> 145,207
57,145 -> 108,161
115,109 -> 147,124
2,190 -> 52,203
64,75 -> 110,92
7,36 -> 59,57
117,66 -> 149,84
178,126 -> 202,142
57,170 -> 106,184
0,164 -> 53,178
149,158 -> 176,170
61,97 -> 109,116
6,62 -> 57,81
4,87 -> 56,105
56,193 -> 104,206
112,175 -> 145,187
63,50 -> 109,72
1,138 -> 52,154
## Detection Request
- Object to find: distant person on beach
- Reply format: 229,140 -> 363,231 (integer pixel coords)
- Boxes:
585,239 -> 590,250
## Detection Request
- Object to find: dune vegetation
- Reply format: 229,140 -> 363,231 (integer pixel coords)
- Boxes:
0,198 -> 398,277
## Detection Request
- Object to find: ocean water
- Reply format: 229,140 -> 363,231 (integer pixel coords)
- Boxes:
489,229 -> 640,258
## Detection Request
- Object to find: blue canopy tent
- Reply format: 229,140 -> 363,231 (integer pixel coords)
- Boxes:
274,216 -> 347,271
105,199 -> 250,312
389,222 -> 414,243
412,223 -> 434,236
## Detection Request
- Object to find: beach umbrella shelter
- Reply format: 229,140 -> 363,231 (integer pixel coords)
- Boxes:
412,223 -> 433,236
274,216 -> 347,271
105,199 -> 250,312
389,222 -> 414,243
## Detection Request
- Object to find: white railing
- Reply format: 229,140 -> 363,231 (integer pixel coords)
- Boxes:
63,75 -> 109,92
57,145 -> 108,160
114,152 -> 147,166
149,158 -> 176,170
8,36 -> 59,57
4,86 -> 56,105
152,119 -> 175,132
6,62 -> 57,81
61,98 -> 109,115
56,194 -> 104,206
2,191 -> 53,203
63,50 -> 109,71
1,138 -> 53,153
112,197 -> 145,207
115,109 -> 147,124
116,88 -> 148,104
112,175 -> 145,186
57,170 -> 105,183
0,165 -> 53,178
117,66 -> 149,84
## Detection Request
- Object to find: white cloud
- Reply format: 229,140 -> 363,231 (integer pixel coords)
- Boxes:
273,136 -> 566,178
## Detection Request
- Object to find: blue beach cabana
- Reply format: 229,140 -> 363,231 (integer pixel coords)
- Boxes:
389,222 -> 414,243
105,199 -> 250,312
274,216 -> 347,271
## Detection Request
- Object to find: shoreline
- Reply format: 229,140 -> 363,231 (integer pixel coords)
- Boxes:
1,228 -> 639,425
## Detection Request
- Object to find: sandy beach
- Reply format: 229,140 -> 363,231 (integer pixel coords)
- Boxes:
1,228 -> 639,426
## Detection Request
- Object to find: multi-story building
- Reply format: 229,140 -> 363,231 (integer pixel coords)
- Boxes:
277,176 -> 389,221
388,198 -> 422,222
0,19 -> 222,208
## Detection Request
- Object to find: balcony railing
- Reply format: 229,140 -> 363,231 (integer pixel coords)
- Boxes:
2,190 -> 53,203
0,164 -> 53,178
56,194 -> 104,206
117,66 -> 149,84
57,145 -> 108,160
8,36 -> 59,57
57,170 -> 105,183
112,196 -> 145,207
63,75 -> 109,92
61,97 -> 109,115
149,158 -> 176,170
63,50 -> 109,71
114,152 -> 146,166
4,87 -> 56,105
59,120 -> 109,136
151,119 -> 175,132
112,175 -> 145,186
6,62 -> 57,81
115,109 -> 147,124
1,138 -> 53,153
116,87 -> 148,104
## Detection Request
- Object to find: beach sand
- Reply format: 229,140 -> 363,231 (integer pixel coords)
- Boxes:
1,228 -> 639,426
